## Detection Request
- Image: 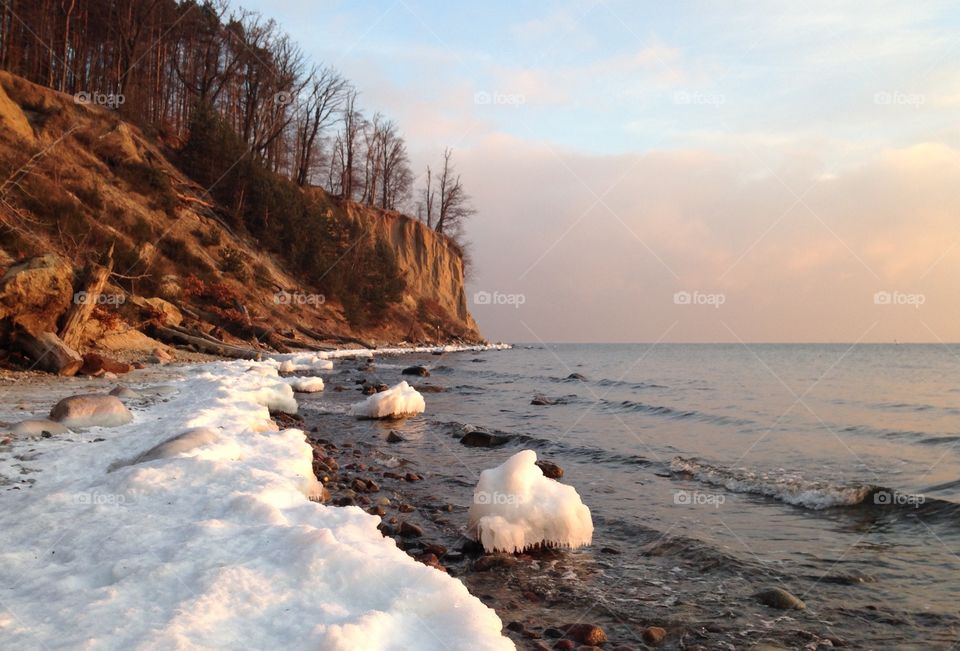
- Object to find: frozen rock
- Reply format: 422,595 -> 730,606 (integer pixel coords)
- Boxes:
131,427 -> 220,464
349,381 -> 425,419
467,449 -> 593,553
49,394 -> 133,427
10,419 -> 70,437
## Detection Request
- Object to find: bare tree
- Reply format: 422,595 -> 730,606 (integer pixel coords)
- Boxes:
433,148 -> 475,235
293,66 -> 349,186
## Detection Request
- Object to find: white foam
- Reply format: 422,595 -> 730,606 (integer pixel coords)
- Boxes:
349,381 -> 425,419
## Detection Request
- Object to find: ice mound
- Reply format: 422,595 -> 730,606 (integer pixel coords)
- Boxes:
287,376 -> 325,393
349,381 -> 425,419
467,450 -> 593,553
275,353 -> 335,373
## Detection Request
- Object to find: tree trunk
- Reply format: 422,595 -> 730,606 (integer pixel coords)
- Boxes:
59,244 -> 113,350
16,330 -> 83,376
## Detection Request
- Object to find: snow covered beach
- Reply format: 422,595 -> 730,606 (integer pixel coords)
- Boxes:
0,345 -> 514,650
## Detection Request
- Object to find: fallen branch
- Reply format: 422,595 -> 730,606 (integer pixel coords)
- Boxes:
150,325 -> 260,360
296,324 -> 374,350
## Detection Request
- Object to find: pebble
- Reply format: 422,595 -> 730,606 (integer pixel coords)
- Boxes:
398,521 -> 423,538
399,503 -> 415,513
754,587 -> 806,610
535,460 -> 563,479
560,624 -> 607,646
642,626 -> 667,645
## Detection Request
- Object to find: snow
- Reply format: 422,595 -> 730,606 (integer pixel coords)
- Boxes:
287,376 -> 325,393
0,357 -> 512,651
6,419 -> 70,437
349,381 -> 426,419
467,450 -> 594,553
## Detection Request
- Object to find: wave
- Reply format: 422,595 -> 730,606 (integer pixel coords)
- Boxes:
670,457 -> 878,510
602,399 -> 753,427
670,457 -> 960,524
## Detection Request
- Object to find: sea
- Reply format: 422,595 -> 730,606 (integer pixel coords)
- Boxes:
301,343 -> 960,650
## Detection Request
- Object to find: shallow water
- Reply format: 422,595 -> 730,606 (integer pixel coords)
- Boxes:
304,344 -> 960,649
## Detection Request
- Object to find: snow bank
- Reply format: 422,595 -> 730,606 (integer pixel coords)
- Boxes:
287,376 -> 325,393
467,450 -> 593,553
349,381 -> 426,419
0,361 -> 511,650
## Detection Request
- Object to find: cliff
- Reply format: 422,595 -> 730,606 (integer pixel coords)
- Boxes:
0,71 -> 482,370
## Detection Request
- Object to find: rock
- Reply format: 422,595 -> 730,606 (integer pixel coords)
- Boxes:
536,460 -> 564,479
129,296 -> 183,326
460,430 -> 511,447
754,587 -> 806,610
152,347 -> 174,362
399,503 -> 416,513
401,365 -> 430,377
9,419 -> 70,437
543,628 -> 564,639
415,384 -> 446,393
404,472 -> 422,482
367,506 -> 386,516
472,553 -> 516,572
506,621 -> 525,633
0,254 -> 73,333
531,395 -> 557,405
78,353 -> 132,376
398,521 -> 423,538
642,626 -> 667,645
560,624 -> 607,646
566,373 -> 587,381
553,641 -> 575,650
423,543 -> 447,556
109,386 -> 141,399
49,394 -> 133,428
129,427 -> 219,465
386,431 -> 405,443
334,496 -> 355,507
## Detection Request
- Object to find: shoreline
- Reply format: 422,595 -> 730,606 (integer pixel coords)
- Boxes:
0,344 -> 516,650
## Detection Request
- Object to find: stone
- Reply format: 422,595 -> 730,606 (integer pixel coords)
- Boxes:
472,554 -> 516,572
560,624 -> 607,646
536,460 -> 564,479
399,503 -> 415,513
414,384 -> 446,393
78,352 -> 132,376
401,365 -> 430,377
460,430 -> 511,447
109,386 -> 141,399
398,521 -> 423,538
642,626 -> 667,645
49,394 -> 133,428
386,430 -> 405,443
9,419 -> 70,437
754,587 -> 806,610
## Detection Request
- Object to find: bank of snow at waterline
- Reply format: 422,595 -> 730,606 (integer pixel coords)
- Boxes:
0,360 -> 512,651
467,450 -> 594,553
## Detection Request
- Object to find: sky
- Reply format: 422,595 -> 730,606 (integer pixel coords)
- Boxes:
245,0 -> 960,343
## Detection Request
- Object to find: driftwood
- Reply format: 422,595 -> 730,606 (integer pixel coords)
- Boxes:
59,245 -> 114,349
151,325 -> 260,360
296,324 -> 374,350
276,336 -> 334,352
17,330 -> 83,375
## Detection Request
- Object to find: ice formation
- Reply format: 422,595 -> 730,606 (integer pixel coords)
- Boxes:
349,381 -> 425,419
287,376 -> 325,393
467,449 -> 593,553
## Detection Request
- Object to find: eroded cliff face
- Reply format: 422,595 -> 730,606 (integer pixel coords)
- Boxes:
344,203 -> 482,342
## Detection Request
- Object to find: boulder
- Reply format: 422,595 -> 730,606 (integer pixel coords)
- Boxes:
78,352 -> 132,376
0,254 -> 74,333
49,394 -> 133,428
